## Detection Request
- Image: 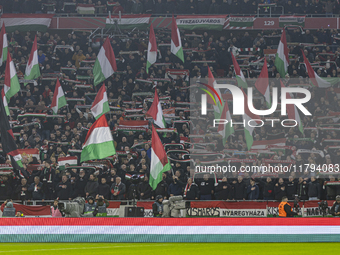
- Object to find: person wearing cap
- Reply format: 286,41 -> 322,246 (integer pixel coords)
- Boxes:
152,195 -> 164,217
330,195 -> 340,216
2,200 -> 16,217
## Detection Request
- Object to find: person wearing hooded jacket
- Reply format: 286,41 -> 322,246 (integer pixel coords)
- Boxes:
84,174 -> 99,198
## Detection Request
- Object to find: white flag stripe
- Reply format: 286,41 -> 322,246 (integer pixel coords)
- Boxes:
83,127 -> 113,148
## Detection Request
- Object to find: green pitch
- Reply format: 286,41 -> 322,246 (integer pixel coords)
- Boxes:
0,243 -> 338,255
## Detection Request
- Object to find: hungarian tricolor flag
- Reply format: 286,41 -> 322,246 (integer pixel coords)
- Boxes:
24,35 -> 40,84
51,79 -> 67,115
280,81 -> 303,134
93,37 -> 117,86
1,89 -> 9,116
0,89 -> 28,179
149,125 -> 171,190
231,52 -> 247,88
171,15 -> 184,63
80,114 -> 116,162
255,58 -> 271,108
207,65 -> 223,119
4,51 -> 20,101
146,90 -> 166,128
217,100 -> 234,145
146,23 -> 157,74
242,89 -> 261,150
275,29 -> 289,78
0,23 -> 8,66
302,50 -> 337,88
90,83 -> 109,119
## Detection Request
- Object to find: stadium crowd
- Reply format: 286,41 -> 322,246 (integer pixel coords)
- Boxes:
0,0 -> 340,16
0,24 -> 340,204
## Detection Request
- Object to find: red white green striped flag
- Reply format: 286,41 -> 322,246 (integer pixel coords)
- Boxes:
1,89 -> 9,116
254,58 -> 271,108
3,51 -> 20,101
242,89 -> 261,150
217,100 -> 234,145
50,79 -> 67,115
280,81 -> 303,134
146,90 -> 166,128
80,115 -> 116,163
149,125 -> 171,190
171,15 -> 184,63
302,50 -> 338,88
207,65 -> 223,119
24,35 -> 40,84
0,23 -> 8,66
93,37 -> 117,86
90,83 -> 110,119
146,23 -> 157,74
231,52 -> 247,88
275,29 -> 289,78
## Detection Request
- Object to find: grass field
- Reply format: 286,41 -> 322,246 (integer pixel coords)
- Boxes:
0,243 -> 338,255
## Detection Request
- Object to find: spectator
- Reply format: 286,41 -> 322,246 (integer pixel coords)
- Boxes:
198,174 -> 215,200
84,174 -> 99,198
14,178 -> 30,201
55,175 -> 73,200
247,179 -> 259,200
138,175 -> 152,200
28,176 -> 44,200
168,175 -> 184,197
232,175 -> 247,200
308,176 -> 321,200
215,177 -> 231,200
183,178 -> 199,200
111,177 -> 126,200
297,177 -> 309,201
274,178 -> 287,201
98,177 -> 111,200
286,176 -> 297,200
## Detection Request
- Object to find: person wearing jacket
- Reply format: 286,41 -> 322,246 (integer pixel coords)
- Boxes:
168,175 -> 184,197
151,173 -> 168,200
14,178 -> 30,201
83,196 -> 97,217
51,199 -> 63,217
72,169 -> 89,198
198,174 -> 214,200
183,178 -> 199,200
84,174 -> 99,198
0,175 -> 13,200
215,177 -> 231,200
152,195 -> 164,217
261,177 -> 275,200
308,176 -> 321,200
98,177 -> 111,199
330,195 -> 340,216
232,175 -> 247,200
40,160 -> 55,200
286,176 -> 297,200
111,177 -> 126,200
138,175 -> 152,200
55,175 -> 72,200
28,176 -> 45,200
274,178 -> 287,201
297,177 -> 308,200
247,179 -> 259,200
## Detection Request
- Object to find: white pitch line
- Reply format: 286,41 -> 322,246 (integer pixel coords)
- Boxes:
0,244 -> 167,253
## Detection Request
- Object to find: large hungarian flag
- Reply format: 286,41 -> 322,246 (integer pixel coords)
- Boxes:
231,52 -> 247,88
146,90 -> 166,128
275,29 -> 289,78
80,115 -> 116,162
149,125 -> 171,190
0,91 -> 28,179
280,81 -> 303,134
1,89 -> 9,116
171,15 -> 184,63
24,35 -> 40,83
90,83 -> 109,119
242,89 -> 261,150
254,58 -> 271,108
302,50 -> 338,88
93,37 -> 117,86
146,23 -> 157,74
0,23 -> 8,66
51,79 -> 67,115
4,51 -> 20,101
217,100 -> 234,145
